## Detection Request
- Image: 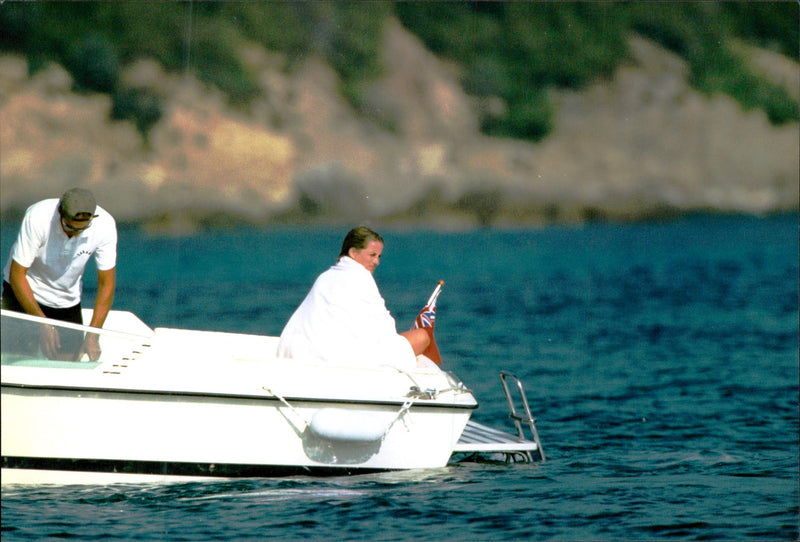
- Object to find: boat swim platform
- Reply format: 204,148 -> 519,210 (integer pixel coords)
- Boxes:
451,371 -> 545,464
452,420 -> 542,463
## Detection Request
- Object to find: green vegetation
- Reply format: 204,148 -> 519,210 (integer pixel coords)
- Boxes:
0,1 -> 796,142
396,2 -> 630,139
621,2 -> 798,125
396,2 -> 798,136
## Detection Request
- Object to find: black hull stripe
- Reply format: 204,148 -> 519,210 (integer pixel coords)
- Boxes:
2,456 -> 388,478
1,383 -> 478,410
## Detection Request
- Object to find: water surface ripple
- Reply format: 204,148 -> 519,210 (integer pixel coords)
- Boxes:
2,215 -> 797,541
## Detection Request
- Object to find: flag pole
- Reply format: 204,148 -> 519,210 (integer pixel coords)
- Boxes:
426,280 -> 444,307
415,280 -> 445,365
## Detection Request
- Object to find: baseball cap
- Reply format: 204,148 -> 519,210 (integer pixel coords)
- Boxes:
59,188 -> 97,219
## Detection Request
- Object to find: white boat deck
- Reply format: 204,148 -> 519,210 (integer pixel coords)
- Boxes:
453,420 -> 539,455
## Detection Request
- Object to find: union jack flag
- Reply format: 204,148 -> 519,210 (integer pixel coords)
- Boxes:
415,308 -> 436,328
412,281 -> 444,364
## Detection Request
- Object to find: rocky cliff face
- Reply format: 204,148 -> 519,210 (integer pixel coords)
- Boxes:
1,19 -> 797,233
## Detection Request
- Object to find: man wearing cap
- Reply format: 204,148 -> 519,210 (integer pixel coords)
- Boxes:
2,187 -> 118,360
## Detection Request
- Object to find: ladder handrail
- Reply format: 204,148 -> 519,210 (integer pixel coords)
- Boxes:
499,371 -> 545,461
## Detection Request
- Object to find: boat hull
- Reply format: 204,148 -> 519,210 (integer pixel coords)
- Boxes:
1,310 -> 477,484
2,385 -> 471,478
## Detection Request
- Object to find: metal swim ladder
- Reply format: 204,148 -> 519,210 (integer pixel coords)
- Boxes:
452,371 -> 545,463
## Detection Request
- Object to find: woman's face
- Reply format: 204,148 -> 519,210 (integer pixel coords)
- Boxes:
349,240 -> 383,274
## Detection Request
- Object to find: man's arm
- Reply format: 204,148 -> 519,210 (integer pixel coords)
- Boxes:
88,267 -> 115,329
9,259 -> 60,357
8,259 -> 46,317
81,267 -> 115,361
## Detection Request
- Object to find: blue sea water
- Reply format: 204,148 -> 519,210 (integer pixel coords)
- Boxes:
1,214 -> 798,541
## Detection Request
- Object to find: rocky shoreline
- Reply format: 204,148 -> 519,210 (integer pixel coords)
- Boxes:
1,22 -> 797,233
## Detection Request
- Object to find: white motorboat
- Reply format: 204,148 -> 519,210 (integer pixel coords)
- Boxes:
1,308 -> 543,484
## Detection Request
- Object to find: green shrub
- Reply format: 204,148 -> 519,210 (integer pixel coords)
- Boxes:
106,3 -> 188,69
324,4 -> 389,105
193,34 -> 259,105
627,2 -> 798,125
111,88 -> 163,141
501,92 -> 553,142
67,35 -> 120,93
397,3 -> 628,140
721,2 -> 799,60
227,2 -> 311,64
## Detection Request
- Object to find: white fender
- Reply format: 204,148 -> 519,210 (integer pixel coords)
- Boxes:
309,408 -> 395,443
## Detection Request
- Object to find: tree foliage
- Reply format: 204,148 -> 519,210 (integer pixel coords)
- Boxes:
0,1 -> 796,142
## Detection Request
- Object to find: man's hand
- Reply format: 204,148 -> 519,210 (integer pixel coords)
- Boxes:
39,324 -> 60,359
78,332 -> 102,361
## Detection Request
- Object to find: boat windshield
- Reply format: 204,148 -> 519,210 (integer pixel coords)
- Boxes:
1,310 -> 146,369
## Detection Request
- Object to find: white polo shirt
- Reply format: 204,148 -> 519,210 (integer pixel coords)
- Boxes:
3,198 -> 117,308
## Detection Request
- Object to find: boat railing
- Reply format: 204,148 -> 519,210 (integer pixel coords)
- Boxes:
500,371 -> 545,462
452,371 -> 545,464
1,309 -> 152,340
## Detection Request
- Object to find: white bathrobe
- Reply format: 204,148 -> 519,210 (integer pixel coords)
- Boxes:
277,256 -> 416,369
